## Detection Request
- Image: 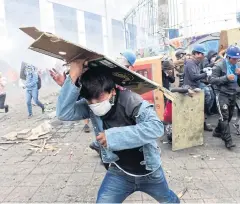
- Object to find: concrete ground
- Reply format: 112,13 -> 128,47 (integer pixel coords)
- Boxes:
1,87 -> 240,203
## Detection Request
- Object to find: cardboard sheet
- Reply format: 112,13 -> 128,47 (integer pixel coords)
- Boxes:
21,27 -> 159,94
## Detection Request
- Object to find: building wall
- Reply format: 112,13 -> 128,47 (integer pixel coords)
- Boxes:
169,0 -> 239,38
0,0 -> 139,73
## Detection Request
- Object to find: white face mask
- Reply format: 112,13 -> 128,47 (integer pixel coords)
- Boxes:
89,98 -> 113,116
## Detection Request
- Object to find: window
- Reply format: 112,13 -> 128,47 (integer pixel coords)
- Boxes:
53,3 -> 78,44
84,11 -> 103,53
112,19 -> 124,57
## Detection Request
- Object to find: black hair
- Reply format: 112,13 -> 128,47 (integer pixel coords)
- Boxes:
80,68 -> 116,100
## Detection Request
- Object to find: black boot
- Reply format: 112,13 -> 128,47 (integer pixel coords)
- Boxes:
225,140 -> 236,149
204,122 -> 213,132
220,120 -> 235,149
212,130 -> 221,138
213,120 -> 222,138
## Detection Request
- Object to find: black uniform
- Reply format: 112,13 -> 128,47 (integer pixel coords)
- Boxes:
210,60 -> 238,148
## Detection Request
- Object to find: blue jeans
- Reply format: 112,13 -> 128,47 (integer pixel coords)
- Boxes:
97,166 -> 179,203
26,88 -> 44,115
199,83 -> 214,113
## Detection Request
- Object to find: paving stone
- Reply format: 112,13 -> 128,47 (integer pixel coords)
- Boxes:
168,179 -> 189,193
21,155 -> 45,165
53,162 -> 78,174
31,185 -> 62,202
95,162 -> 107,173
0,163 -> 36,175
0,155 -> 9,164
124,192 -> 143,201
6,145 -> 33,156
142,193 -> 157,202
60,155 -> 83,164
226,158 -> 240,168
57,185 -> 88,202
187,169 -> 218,182
38,155 -> 63,165
75,162 -> 97,173
221,180 -> 240,197
181,189 -> 202,200
4,186 -> 38,202
183,199 -> 205,203
0,187 -> 14,202
4,156 -> 26,164
67,172 -> 93,186
212,168 -> 240,181
203,198 -> 237,203
161,158 -> 177,169
194,181 -> 231,199
42,173 -> 70,187
57,128 -> 71,133
178,158 -> 208,170
19,173 -> 48,186
2,108 -> 240,203
84,185 -> 99,202
0,174 -> 26,187
165,169 -> 189,181
80,154 -> 100,162
205,158 -> 232,169
31,163 -> 57,174
91,172 -> 105,186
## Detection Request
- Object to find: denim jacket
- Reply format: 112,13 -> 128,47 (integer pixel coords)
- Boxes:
56,76 -> 164,171
24,67 -> 38,90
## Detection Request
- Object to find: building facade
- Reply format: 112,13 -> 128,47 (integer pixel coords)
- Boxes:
0,0 -> 138,72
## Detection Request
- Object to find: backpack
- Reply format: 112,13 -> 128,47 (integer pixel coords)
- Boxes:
37,75 -> 41,90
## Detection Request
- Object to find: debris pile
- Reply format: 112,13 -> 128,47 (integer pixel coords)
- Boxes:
1,119 -> 61,154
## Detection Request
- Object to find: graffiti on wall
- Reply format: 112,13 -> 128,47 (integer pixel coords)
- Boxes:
136,32 -> 221,59
169,32 -> 220,54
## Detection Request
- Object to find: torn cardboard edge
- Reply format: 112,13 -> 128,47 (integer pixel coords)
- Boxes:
20,27 -> 103,63
20,27 -> 44,40
20,26 -> 162,95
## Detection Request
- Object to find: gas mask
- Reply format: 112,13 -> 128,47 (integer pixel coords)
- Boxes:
89,95 -> 115,116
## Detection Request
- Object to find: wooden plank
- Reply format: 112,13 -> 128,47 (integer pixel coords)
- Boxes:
172,92 -> 204,151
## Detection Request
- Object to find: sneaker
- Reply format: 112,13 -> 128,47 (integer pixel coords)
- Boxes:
28,114 -> 33,119
4,105 -> 9,113
83,124 -> 91,133
89,142 -> 100,154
